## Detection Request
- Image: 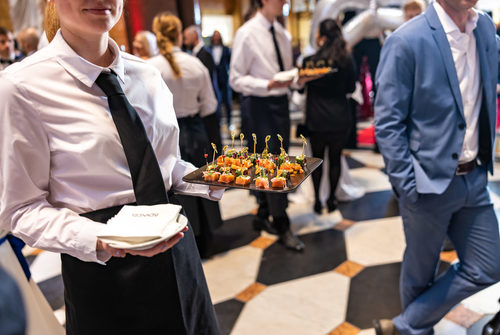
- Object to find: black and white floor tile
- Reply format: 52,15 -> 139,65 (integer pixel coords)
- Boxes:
24,142 -> 500,334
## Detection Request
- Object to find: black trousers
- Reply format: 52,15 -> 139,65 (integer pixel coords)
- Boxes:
177,114 -> 223,254
61,204 -> 220,335
241,95 -> 290,232
309,129 -> 349,203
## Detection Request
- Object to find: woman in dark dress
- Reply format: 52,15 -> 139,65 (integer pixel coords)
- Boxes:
303,19 -> 357,214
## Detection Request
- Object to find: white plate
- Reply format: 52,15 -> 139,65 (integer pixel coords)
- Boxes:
99,214 -> 188,250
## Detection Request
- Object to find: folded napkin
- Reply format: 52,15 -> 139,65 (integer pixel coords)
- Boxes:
97,204 -> 183,244
273,68 -> 298,82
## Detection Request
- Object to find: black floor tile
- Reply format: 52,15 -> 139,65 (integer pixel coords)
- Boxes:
346,156 -> 366,169
346,261 -> 453,330
38,275 -> 65,310
338,190 -> 399,221
347,262 -> 402,329
206,215 -> 261,258
214,299 -> 245,335
257,229 -> 346,286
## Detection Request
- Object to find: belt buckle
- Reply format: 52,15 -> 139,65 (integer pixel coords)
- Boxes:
455,160 -> 475,175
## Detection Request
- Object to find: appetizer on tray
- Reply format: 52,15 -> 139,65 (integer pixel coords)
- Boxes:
182,133 -> 322,193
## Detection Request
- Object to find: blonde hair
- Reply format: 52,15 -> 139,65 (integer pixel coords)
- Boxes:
44,1 -> 60,42
153,13 -> 182,78
403,1 -> 424,14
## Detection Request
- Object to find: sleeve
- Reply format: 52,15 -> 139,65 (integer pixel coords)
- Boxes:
497,33 -> 500,84
373,34 -> 418,203
0,78 -> 110,264
229,31 -> 270,96
198,63 -> 218,117
170,161 -> 223,201
345,56 -> 358,94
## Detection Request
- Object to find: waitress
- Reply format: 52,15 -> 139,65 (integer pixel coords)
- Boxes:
0,1 -> 222,334
148,12 -> 223,258
303,19 -> 357,214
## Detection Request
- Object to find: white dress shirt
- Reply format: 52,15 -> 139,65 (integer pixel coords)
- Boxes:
434,2 -> 482,163
230,11 -> 293,97
148,48 -> 217,118
212,45 -> 223,66
0,30 -> 222,264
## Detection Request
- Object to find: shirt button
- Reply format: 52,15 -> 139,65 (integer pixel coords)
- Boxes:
458,123 -> 465,130
452,153 -> 459,159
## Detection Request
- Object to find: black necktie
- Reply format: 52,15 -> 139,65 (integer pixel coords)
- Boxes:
270,25 -> 285,72
95,71 -> 169,205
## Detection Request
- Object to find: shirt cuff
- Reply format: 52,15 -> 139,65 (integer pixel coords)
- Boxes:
208,187 -> 225,201
74,219 -> 108,265
253,79 -> 272,96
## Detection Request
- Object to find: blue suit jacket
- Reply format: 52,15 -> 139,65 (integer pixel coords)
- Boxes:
374,4 -> 500,202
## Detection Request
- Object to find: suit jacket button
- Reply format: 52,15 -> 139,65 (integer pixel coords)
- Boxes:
452,153 -> 458,159
458,123 -> 465,130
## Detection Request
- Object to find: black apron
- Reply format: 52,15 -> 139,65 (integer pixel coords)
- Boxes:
61,203 -> 220,335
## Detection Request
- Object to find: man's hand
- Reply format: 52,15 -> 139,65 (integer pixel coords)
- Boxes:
297,73 -> 325,86
267,79 -> 293,90
97,226 -> 189,258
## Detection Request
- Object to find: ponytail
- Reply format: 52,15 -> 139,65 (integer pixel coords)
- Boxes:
153,13 -> 182,78
44,1 -> 60,42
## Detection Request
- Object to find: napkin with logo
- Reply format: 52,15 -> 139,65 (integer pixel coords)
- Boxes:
97,204 -> 184,245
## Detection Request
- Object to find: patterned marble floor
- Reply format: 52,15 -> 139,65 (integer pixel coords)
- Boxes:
24,147 -> 500,334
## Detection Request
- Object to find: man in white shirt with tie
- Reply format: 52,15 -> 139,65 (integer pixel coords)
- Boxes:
230,0 -> 304,251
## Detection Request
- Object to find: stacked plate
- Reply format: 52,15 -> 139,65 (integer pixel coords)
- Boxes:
97,204 -> 188,250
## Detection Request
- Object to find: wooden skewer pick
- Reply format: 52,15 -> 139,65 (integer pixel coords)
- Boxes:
300,134 -> 307,156
231,130 -> 236,149
252,133 -> 257,155
211,143 -> 217,165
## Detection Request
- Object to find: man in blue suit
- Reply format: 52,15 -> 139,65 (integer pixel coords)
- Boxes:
374,0 -> 500,334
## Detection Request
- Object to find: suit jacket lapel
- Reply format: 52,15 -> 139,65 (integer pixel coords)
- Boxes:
425,4 -> 465,119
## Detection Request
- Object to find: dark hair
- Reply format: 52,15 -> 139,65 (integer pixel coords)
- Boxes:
211,30 -> 223,46
254,0 -> 263,8
312,19 -> 350,68
0,26 -> 10,36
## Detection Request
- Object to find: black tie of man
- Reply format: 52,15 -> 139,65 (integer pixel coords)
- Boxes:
95,70 -> 169,205
270,25 -> 285,72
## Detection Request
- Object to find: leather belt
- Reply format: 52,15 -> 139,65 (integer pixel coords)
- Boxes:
456,160 -> 476,175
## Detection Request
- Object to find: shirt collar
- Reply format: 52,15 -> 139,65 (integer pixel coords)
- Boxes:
433,1 -> 478,35
255,11 -> 275,30
193,40 -> 204,56
51,29 -> 125,88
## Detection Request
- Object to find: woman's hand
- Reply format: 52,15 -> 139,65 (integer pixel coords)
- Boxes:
97,226 -> 189,258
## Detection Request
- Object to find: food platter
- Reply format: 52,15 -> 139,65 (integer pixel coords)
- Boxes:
183,156 -> 322,193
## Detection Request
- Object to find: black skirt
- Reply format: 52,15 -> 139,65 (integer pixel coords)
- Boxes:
61,204 -> 220,335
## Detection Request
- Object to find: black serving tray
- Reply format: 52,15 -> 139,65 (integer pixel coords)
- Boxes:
182,156 -> 323,193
